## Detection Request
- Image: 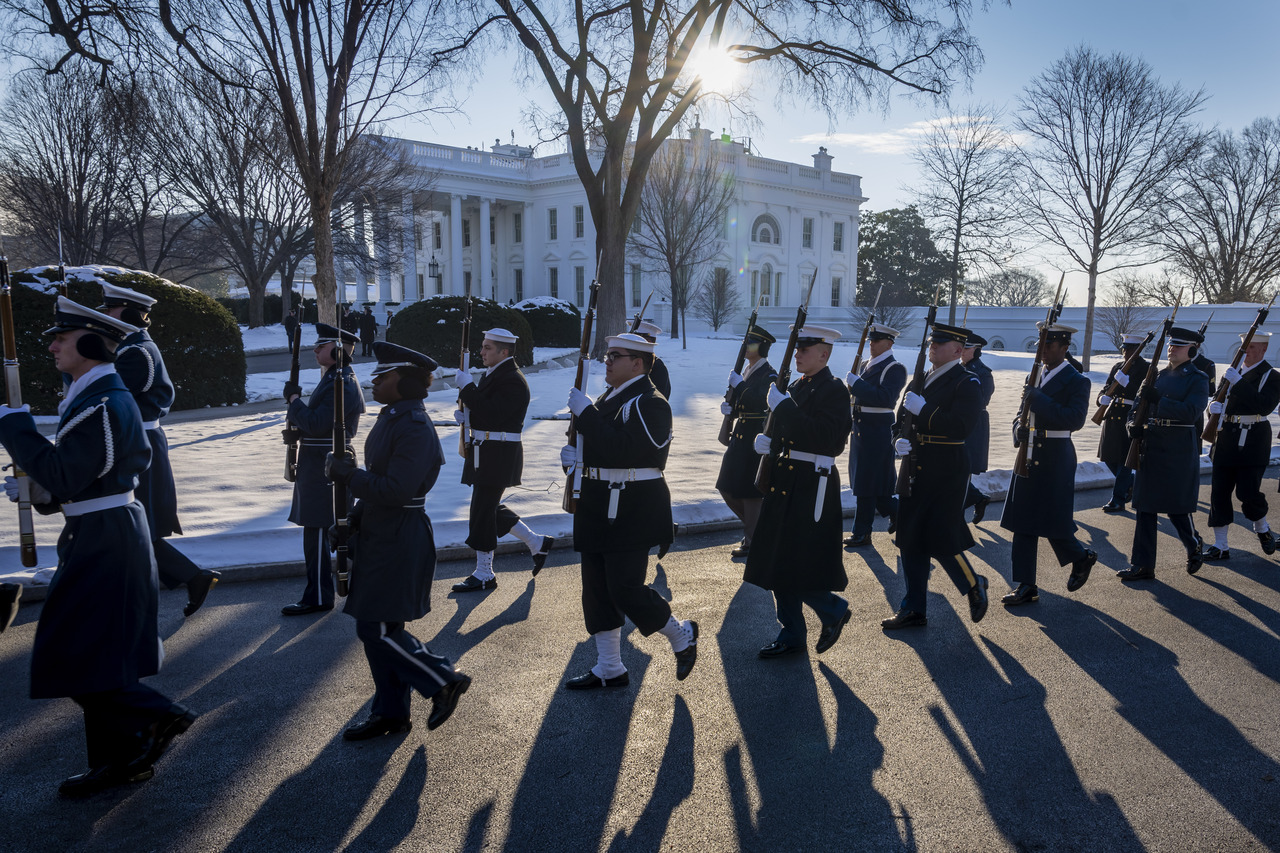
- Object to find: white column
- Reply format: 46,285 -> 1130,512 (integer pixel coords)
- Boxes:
354,201 -> 369,304
449,194 -> 464,296
523,202 -> 535,298
401,191 -> 417,302
479,197 -> 492,301
376,202 -> 393,303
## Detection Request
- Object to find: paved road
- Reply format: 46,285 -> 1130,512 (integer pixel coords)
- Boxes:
2,482 -> 1279,852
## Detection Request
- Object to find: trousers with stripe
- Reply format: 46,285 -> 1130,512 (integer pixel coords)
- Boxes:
900,551 -> 980,614
354,621 -> 457,719
300,526 -> 334,607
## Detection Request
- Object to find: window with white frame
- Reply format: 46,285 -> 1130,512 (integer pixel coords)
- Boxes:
489,215 -> 496,245
549,266 -> 559,298
831,276 -> 842,307
833,221 -> 844,252
462,219 -> 471,247
752,213 -> 781,244
433,221 -> 442,250
575,266 -> 585,306
802,217 -> 813,249
514,268 -> 523,302
631,264 -> 642,307
513,212 -> 522,244
548,208 -> 558,241
574,205 -> 585,239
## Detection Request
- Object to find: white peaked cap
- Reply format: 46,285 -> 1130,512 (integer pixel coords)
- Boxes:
605,332 -> 656,354
791,324 -> 842,344
483,327 -> 519,344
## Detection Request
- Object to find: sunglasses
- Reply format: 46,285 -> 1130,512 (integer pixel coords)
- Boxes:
603,350 -> 640,363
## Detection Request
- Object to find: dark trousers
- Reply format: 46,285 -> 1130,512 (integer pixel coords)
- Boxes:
852,495 -> 897,536
1131,511 -> 1201,569
773,590 -> 848,646
301,526 -> 333,606
1208,463 -> 1268,527
1011,531 -> 1087,585
580,549 -> 671,636
73,683 -> 175,768
963,482 -> 987,509
155,538 -> 200,589
465,484 -> 520,552
900,551 -> 980,614
1105,462 -> 1135,505
355,620 -> 456,719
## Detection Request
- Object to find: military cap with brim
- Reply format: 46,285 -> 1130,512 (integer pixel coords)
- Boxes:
483,327 -> 519,344
44,296 -> 138,341
605,332 -> 656,354
635,320 -> 662,338
791,324 -> 842,346
316,322 -> 359,346
869,323 -> 900,342
746,324 -> 776,345
99,282 -> 157,311
964,332 -> 988,348
371,341 -> 438,377
1040,323 -> 1077,344
1169,327 -> 1204,346
1121,333 -> 1147,346
929,322 -> 969,345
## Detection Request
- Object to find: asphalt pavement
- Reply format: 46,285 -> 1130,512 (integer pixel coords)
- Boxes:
2,480 -> 1279,852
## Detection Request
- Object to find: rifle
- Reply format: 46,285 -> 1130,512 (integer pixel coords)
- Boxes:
457,278 -> 474,459
1090,330 -> 1155,425
894,285 -> 942,499
1198,311 -> 1214,345
628,291 -> 654,334
0,251 -> 37,567
754,271 -> 817,493
850,285 -> 884,377
1012,274 -> 1067,478
1124,291 -> 1183,470
563,272 -> 603,513
332,327 -> 354,598
1202,296 -> 1274,445
57,226 -> 66,297
282,324 -> 302,481
718,288 -> 765,447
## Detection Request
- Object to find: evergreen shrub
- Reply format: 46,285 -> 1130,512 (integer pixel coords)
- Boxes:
387,296 -> 534,367
512,297 -> 582,347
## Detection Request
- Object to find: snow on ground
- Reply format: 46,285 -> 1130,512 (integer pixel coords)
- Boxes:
3,334 -> 1276,579
240,324 -> 290,354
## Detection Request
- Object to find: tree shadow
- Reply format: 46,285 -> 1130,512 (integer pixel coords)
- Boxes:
604,696 -> 696,851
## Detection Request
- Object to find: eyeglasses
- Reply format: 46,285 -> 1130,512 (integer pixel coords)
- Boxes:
604,350 -> 639,363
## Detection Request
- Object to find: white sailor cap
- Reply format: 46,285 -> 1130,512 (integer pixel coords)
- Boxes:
869,323 -> 900,341
634,320 -> 662,337
99,282 -> 157,311
1121,333 -> 1147,346
483,327 -> 519,344
605,332 -> 656,354
1240,331 -> 1272,342
791,324 -> 842,345
45,296 -> 138,341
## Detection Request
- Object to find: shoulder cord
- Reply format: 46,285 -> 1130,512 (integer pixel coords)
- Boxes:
119,344 -> 157,392
621,397 -> 672,449
55,400 -> 115,478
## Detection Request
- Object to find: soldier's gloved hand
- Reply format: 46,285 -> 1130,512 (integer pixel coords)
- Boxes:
455,370 -> 474,390
567,387 -> 591,416
894,438 -> 912,456
720,401 -> 733,416
903,391 -> 925,415
559,444 -> 576,469
766,384 -> 789,411
753,434 -> 771,455
1098,394 -> 1113,407
1209,400 -> 1225,415
0,404 -> 30,420
283,382 -> 302,401
1016,426 -> 1030,446
325,451 -> 357,484
727,370 -> 744,388
3,476 -> 18,502
1140,384 -> 1161,404
452,408 -> 466,424
1224,366 -> 1242,386
846,371 -> 858,387
1115,370 -> 1129,388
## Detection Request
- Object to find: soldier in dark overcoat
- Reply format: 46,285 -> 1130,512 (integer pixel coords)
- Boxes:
282,323 -> 365,614
100,284 -> 219,617
715,324 -> 777,558
1204,332 -> 1280,561
961,333 -> 995,522
326,342 -> 471,739
745,325 -> 853,657
0,298 -> 196,796
561,332 -> 697,689
1193,345 -> 1217,455
452,328 -> 552,592
635,320 -> 672,399
1096,333 -> 1149,512
843,323 -> 905,548
1121,327 -> 1212,580
883,322 -> 989,630
998,325 -> 1098,603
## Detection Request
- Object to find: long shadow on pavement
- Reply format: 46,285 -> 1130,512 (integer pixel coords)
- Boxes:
604,696 -> 696,851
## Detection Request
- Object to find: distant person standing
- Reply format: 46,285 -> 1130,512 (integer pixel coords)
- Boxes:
843,323 -> 905,548
359,307 -> 377,357
960,332 -> 995,523
715,324 -> 777,559
283,307 -> 299,346
385,308 -> 394,331
1096,333 -> 1148,513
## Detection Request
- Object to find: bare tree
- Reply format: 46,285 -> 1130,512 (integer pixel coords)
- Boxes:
691,265 -> 742,331
1095,274 -> 1163,352
908,104 -> 1024,323
1156,117 -> 1280,304
1016,47 -> 1206,369
846,303 -> 917,337
963,267 -> 1050,307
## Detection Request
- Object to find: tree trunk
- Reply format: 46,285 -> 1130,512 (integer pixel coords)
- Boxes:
948,225 -> 962,325
311,197 -> 338,325
1082,263 -> 1099,372
247,275 -> 268,328
680,306 -> 688,349
669,271 -> 681,339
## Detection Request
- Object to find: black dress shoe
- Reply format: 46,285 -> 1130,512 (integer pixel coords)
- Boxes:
1260,531 -> 1278,556
972,494 -> 991,524
730,542 -> 750,558
531,536 -> 554,576
1203,545 -> 1231,561
968,575 -> 989,623
128,704 -> 198,772
281,602 -> 334,615
451,575 -> 496,593
59,765 -> 154,798
1101,501 -> 1126,513
565,670 -> 630,690
674,621 -> 698,681
1186,550 -> 1204,576
183,570 -> 221,617
881,609 -> 927,630
0,582 -> 21,633
428,673 -> 471,730
887,507 -> 898,535
843,533 -> 870,548
1117,565 -> 1155,581
343,714 -> 413,741
1066,549 -> 1098,592
1002,583 -> 1039,606
758,640 -> 803,658
815,609 -> 851,653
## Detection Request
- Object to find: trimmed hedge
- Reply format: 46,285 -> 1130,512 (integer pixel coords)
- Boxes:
512,297 -> 582,347
218,292 -> 307,326
387,297 -> 534,367
8,266 -> 245,414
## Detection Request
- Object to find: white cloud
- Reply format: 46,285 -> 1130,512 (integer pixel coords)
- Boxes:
795,115 -> 1027,155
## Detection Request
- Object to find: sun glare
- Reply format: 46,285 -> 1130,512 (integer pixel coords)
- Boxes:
690,47 -> 741,95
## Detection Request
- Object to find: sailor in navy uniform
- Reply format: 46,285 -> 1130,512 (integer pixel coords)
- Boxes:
746,325 -> 854,657
883,322 -> 990,629
843,323 -> 904,548
99,283 -> 219,617
1204,332 -> 1280,561
634,320 -> 672,400
998,324 -> 1098,603
960,332 -> 995,522
0,298 -> 197,796
452,328 -> 553,592
715,324 -> 777,558
326,342 -> 471,739
561,332 -> 698,689
281,323 -> 365,615
1096,333 -> 1149,513
1120,327 -> 1212,580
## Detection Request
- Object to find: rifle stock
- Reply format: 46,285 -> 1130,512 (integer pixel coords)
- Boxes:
754,272 -> 817,493
1202,298 -> 1273,445
563,276 -> 602,513
457,283 -> 474,459
0,254 -> 37,567
283,325 -> 302,482
1090,331 -> 1155,426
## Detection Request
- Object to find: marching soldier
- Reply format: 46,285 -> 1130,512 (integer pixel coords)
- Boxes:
843,323 -> 904,548
0,298 -> 197,796
998,325 -> 1098,603
745,325 -> 853,657
1121,327 -> 1211,581
634,320 -> 672,399
960,332 -> 995,523
715,324 -> 777,558
1097,333 -> 1148,513
326,342 -> 471,739
99,284 -> 219,617
281,323 -> 365,614
1204,332 -> 1280,560
560,332 -> 697,689
452,328 -> 553,591
883,322 -> 990,629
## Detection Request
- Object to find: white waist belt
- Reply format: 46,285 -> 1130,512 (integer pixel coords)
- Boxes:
1226,414 -> 1264,424
784,450 -> 836,523
1035,430 -> 1072,439
472,431 -> 522,442
63,491 -> 134,517
583,467 -> 664,521
141,419 -> 161,430
855,406 -> 895,414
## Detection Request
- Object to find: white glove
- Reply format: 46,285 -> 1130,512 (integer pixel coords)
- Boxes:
1209,400 -> 1224,415
766,384 -> 789,411
846,371 -> 858,387
895,438 -> 912,456
727,371 -> 744,388
560,444 -> 576,468
1115,371 -> 1129,388
720,401 -> 732,416
0,404 -> 30,420
4,474 -> 49,505
455,370 -> 474,390
567,387 -> 591,416
753,434 -> 771,455
452,408 -> 466,424
903,391 -> 925,415
3,476 -> 18,502
1224,366 -> 1242,385
1098,394 -> 1113,407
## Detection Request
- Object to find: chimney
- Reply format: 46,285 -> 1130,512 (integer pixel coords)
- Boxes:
812,146 -> 833,172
